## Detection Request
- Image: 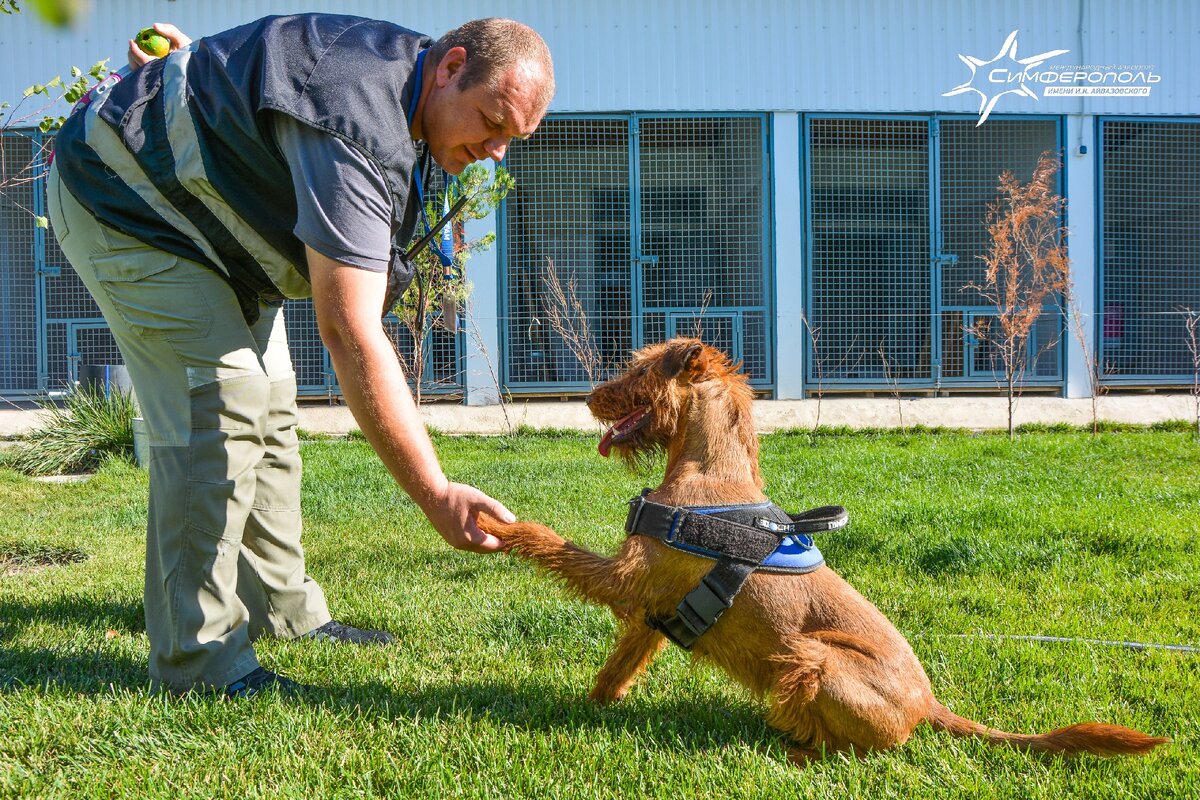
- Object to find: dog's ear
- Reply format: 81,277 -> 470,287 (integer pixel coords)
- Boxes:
658,341 -> 705,382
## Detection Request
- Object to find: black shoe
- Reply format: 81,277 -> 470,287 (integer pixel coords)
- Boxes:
303,619 -> 394,646
224,666 -> 303,699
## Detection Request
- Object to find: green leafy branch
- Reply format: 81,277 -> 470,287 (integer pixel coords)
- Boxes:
10,59 -> 110,133
2,0 -> 107,225
393,163 -> 514,402
2,1 -> 91,27
1,48 -> 108,226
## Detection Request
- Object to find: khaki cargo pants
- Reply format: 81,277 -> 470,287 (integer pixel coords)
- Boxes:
48,165 -> 331,692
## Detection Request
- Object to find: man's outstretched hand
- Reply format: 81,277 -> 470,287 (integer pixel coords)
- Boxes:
421,482 -> 515,553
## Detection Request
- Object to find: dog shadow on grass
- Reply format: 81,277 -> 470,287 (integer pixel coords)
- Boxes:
315,675 -> 784,758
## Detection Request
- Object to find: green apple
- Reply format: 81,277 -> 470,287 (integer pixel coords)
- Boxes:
134,27 -> 170,58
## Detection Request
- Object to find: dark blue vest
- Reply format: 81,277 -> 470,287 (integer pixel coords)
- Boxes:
55,14 -> 431,321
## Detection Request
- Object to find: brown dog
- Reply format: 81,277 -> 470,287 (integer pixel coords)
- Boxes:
479,338 -> 1168,763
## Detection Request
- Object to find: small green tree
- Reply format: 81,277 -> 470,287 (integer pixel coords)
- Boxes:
2,1 -> 108,225
391,163 -> 514,403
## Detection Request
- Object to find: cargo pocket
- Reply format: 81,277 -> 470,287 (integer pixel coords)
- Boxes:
183,376 -> 269,538
91,231 -> 213,341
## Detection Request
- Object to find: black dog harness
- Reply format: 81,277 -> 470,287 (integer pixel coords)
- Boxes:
625,490 -> 848,650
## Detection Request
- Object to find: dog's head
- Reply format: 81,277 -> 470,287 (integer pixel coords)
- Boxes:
587,337 -> 755,467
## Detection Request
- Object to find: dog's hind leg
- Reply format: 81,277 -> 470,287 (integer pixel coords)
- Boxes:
589,620 -> 667,704
765,634 -> 830,756
767,630 -> 930,761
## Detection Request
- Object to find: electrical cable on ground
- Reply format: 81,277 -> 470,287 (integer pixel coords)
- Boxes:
933,633 -> 1200,654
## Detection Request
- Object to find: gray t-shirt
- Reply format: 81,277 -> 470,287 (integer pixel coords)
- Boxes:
271,112 -> 392,272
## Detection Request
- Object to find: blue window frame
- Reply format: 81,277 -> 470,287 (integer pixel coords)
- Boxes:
803,114 -> 1065,392
499,113 -> 774,392
1098,117 -> 1200,386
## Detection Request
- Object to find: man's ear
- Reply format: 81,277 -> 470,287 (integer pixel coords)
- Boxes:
435,46 -> 468,87
658,341 -> 705,382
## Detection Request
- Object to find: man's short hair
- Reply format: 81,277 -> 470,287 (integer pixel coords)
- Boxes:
428,18 -> 555,110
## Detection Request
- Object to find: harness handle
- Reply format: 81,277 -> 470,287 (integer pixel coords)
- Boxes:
786,505 -> 849,533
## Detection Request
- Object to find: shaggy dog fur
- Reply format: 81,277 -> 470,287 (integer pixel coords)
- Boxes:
479,338 -> 1168,764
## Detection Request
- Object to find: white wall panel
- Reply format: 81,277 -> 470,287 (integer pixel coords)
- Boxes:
2,1 -> 1195,121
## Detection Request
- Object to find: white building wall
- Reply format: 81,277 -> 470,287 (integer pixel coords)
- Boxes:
2,1 -> 1195,119
3,1 -> 1196,404
1064,113 -> 1098,398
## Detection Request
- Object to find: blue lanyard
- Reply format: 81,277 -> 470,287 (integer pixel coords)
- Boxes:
405,50 -> 426,125
406,50 -> 455,273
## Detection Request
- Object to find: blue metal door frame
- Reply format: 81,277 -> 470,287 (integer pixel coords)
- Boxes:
0,129 -> 54,397
1096,116 -> 1200,386
64,322 -> 112,388
497,112 -> 774,392
802,113 -> 931,390
802,113 -> 1066,392
496,113 -> 627,392
33,130 -> 54,394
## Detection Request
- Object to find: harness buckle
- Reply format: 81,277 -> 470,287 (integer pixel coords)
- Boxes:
647,566 -> 739,651
685,574 -> 734,622
647,614 -> 698,651
664,509 -> 683,543
625,490 -> 651,534
629,500 -> 645,534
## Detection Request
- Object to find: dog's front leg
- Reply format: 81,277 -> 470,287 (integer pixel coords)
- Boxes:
589,620 -> 667,704
478,514 -> 633,609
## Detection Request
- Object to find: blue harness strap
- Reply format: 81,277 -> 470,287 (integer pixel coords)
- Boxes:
624,491 -> 848,650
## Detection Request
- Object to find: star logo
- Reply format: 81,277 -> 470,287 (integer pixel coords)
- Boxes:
944,31 -> 1069,125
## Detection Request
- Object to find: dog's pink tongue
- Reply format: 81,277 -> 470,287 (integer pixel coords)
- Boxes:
598,407 -> 646,457
598,427 -> 614,457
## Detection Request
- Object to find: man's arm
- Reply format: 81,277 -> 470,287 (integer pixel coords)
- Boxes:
307,245 -> 512,552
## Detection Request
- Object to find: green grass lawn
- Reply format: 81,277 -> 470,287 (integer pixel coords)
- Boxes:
1,430 -> 1197,798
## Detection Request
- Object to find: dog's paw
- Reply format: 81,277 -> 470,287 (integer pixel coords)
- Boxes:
588,684 -> 629,705
475,511 -> 510,536
477,513 -> 566,554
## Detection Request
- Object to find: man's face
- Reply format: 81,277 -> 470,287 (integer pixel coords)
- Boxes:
420,47 -> 547,175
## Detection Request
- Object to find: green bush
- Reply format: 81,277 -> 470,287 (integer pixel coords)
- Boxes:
7,387 -> 137,475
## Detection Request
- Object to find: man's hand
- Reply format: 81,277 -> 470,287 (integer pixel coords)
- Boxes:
128,23 -> 191,70
422,482 -> 515,553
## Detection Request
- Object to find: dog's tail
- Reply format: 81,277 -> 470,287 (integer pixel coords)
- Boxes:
925,700 -> 1168,757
